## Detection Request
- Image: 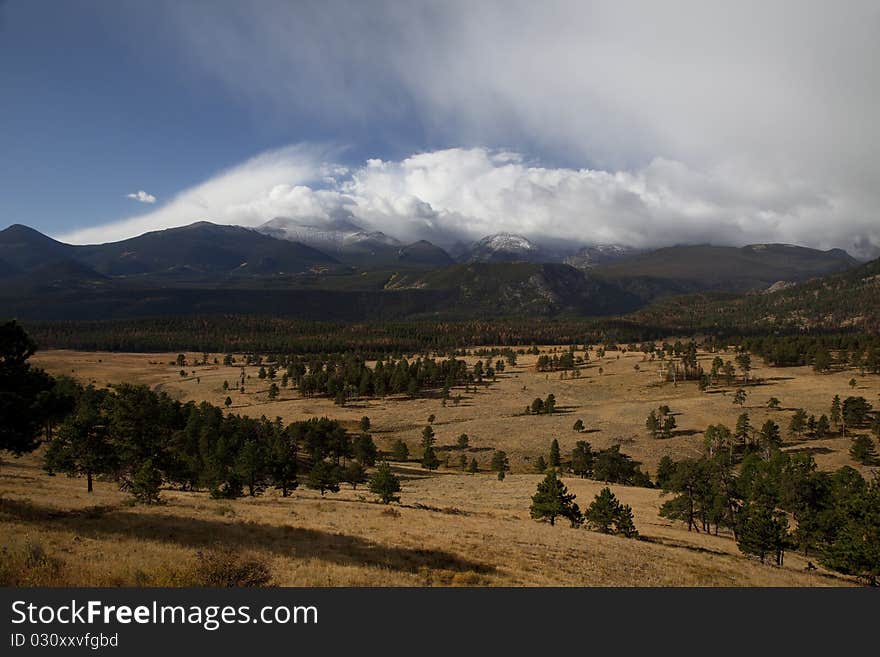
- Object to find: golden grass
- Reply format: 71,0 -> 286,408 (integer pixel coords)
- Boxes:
8,344 -> 875,586
0,453 -> 854,587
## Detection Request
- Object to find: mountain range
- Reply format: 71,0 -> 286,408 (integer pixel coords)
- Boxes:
0,220 -> 867,322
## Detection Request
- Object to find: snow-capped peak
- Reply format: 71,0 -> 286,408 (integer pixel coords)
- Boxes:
474,232 -> 537,252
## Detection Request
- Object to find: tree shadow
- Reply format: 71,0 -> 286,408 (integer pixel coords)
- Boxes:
0,497 -> 495,576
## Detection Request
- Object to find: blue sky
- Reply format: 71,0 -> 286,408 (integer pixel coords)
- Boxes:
1,1 -> 879,256
0,1 -> 430,236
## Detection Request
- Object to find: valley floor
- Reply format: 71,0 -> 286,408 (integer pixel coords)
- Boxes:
2,344 -> 875,586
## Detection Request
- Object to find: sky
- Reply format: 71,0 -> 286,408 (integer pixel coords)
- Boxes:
1,0 -> 879,256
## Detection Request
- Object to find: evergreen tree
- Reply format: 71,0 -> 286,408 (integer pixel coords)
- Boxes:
573,419 -> 585,432
468,457 -> 479,473
736,498 -> 789,565
830,395 -> 842,428
529,471 -> 582,527
359,416 -> 371,433
0,321 -> 54,457
549,439 -> 561,468
420,425 -> 436,449
645,410 -> 660,438
344,461 -> 367,489
815,414 -> 831,439
369,462 -> 401,504
353,433 -> 378,466
585,487 -> 638,537
491,450 -> 509,476
421,445 -> 440,470
534,455 -> 547,473
391,439 -> 409,462
570,441 -> 594,478
44,387 -> 116,493
788,409 -> 808,439
655,455 -> 675,489
235,437 -> 268,497
850,435 -> 878,465
456,433 -> 469,449
267,429 -> 298,497
307,460 -> 340,495
128,458 -> 163,505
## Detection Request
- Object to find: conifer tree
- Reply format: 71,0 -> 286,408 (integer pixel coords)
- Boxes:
369,462 -> 401,504
549,439 -> 561,468
585,487 -> 638,537
529,471 -> 582,527
391,440 -> 409,462
421,445 -> 440,470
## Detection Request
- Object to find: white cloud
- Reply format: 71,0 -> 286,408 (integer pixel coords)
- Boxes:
59,145 -> 880,258
122,0 -> 879,257
126,190 -> 157,204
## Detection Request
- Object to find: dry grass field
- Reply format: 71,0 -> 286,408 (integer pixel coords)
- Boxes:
2,345 -> 876,587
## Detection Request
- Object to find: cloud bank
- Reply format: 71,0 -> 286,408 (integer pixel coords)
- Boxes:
61,1 -> 880,257
61,146 -> 879,258
126,190 -> 156,204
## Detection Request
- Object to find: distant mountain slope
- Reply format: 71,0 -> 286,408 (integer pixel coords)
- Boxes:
629,254 -> 880,333
73,222 -> 338,276
594,243 -> 859,299
257,216 -> 451,269
0,224 -> 75,271
458,233 -> 551,263
385,262 -> 642,317
564,244 -> 641,269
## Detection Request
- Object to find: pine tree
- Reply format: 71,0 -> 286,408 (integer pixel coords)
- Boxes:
344,461 -> 367,489
830,395 -> 842,428
645,410 -> 660,438
359,416 -> 371,433
421,445 -> 440,470
585,487 -> 638,537
0,321 -> 54,457
850,435 -> 878,465
534,455 -> 547,473
815,414 -> 831,439
468,458 -> 479,473
420,425 -> 435,449
736,498 -> 789,565
267,429 -> 298,497
128,458 -> 163,505
491,450 -> 509,475
391,440 -> 409,462
788,409 -> 808,439
549,439 -> 561,468
570,441 -> 594,478
369,462 -> 401,504
573,419 -> 585,432
529,471 -> 582,527
655,455 -> 675,489
353,433 -> 378,466
44,387 -> 116,493
307,460 -> 340,495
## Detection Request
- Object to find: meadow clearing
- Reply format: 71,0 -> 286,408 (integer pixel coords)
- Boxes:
1,345 -> 875,587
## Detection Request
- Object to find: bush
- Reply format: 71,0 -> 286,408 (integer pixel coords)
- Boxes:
0,539 -> 66,586
189,546 -> 272,587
